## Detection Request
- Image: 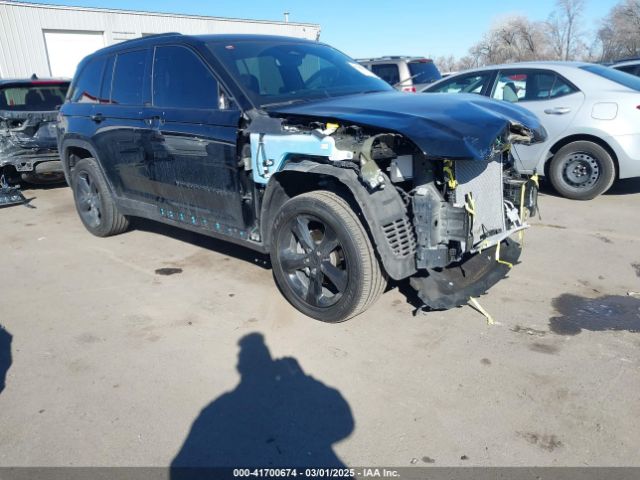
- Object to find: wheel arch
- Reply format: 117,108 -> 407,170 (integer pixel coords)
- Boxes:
60,138 -> 121,198
60,139 -> 99,183
260,161 -> 417,280
544,134 -> 619,179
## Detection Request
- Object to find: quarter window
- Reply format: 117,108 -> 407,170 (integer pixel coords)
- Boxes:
70,57 -> 106,103
111,50 -> 147,105
153,45 -> 219,109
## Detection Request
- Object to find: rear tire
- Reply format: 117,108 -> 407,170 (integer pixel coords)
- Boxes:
70,158 -> 128,237
271,190 -> 386,323
548,141 -> 615,200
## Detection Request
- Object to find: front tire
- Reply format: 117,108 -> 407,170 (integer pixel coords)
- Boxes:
548,141 -> 615,200
271,191 -> 386,323
70,158 -> 129,237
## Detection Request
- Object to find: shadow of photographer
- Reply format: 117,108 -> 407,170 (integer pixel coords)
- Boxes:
171,333 -> 353,476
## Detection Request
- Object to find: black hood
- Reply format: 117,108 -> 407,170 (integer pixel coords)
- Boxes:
267,92 -> 546,161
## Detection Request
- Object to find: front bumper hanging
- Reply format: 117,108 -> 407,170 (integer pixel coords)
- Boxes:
410,237 -> 522,310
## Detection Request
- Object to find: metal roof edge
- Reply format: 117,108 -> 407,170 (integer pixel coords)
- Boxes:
0,0 -> 320,29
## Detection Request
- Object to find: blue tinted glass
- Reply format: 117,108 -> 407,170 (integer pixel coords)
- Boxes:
581,64 -> 640,91
100,55 -> 115,103
153,46 -> 218,109
71,58 -> 105,103
407,61 -> 441,83
112,50 -> 147,105
371,64 -> 400,85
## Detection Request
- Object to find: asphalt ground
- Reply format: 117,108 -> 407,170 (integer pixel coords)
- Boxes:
0,179 -> 639,468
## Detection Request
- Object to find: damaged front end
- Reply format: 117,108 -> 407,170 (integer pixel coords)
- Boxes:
408,143 -> 539,309
250,92 -> 545,310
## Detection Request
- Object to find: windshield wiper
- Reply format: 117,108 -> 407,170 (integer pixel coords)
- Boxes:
260,99 -> 308,109
393,73 -> 422,87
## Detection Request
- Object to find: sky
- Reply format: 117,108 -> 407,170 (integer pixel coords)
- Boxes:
19,0 -> 620,59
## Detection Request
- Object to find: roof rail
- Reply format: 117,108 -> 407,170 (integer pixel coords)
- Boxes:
95,32 -> 182,52
139,32 -> 182,39
355,55 -> 422,62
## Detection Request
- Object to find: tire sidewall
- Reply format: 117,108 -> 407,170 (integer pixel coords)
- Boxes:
271,195 -> 365,323
549,141 -> 615,200
71,159 -> 113,236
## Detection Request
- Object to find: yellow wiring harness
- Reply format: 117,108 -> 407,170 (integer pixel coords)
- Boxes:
467,173 -> 539,324
443,159 -> 458,190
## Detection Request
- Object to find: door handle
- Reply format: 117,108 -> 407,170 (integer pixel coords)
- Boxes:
90,113 -> 104,123
544,107 -> 571,115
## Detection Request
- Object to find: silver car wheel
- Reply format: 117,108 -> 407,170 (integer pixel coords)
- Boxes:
561,152 -> 600,189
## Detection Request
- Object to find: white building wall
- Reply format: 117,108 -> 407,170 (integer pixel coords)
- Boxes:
0,1 -> 321,78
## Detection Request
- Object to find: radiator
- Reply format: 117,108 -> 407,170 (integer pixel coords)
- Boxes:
454,156 -> 506,247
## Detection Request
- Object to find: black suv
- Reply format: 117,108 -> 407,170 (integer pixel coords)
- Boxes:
57,33 -> 544,322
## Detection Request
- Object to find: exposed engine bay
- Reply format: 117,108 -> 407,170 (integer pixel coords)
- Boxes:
244,113 -> 541,309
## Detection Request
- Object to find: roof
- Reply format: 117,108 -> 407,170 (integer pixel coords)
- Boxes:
0,0 -> 319,28
87,33 -> 320,57
468,61 -> 594,71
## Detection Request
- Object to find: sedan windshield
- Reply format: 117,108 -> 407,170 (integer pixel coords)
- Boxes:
208,40 -> 393,108
580,64 -> 640,92
0,83 -> 69,111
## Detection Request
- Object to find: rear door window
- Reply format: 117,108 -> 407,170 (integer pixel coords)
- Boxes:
492,70 -> 578,102
111,50 -> 147,105
371,64 -> 400,85
70,57 -> 106,103
152,45 -> 218,109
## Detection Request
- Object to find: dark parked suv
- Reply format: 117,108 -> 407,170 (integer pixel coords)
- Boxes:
57,33 -> 544,322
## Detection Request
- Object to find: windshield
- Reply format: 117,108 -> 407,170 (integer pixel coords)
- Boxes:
208,40 -> 393,108
0,83 -> 69,111
580,64 -> 640,91
407,61 -> 441,84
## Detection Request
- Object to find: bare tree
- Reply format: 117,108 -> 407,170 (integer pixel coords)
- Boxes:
546,0 -> 587,60
468,15 -> 550,66
434,55 -> 457,73
596,0 -> 640,61
434,0 -> 640,69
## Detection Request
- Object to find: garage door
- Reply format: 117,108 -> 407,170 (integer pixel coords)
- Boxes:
44,30 -> 105,78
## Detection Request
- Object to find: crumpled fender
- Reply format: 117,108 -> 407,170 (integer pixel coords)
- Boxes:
267,92 -> 547,161
261,160 -> 417,280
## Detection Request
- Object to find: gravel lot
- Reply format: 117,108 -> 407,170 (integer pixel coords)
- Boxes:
1,180 -> 639,467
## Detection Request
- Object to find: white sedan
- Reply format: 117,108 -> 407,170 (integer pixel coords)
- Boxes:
423,62 -> 640,200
